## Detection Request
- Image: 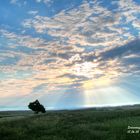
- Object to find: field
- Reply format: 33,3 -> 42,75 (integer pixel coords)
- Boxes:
0,105 -> 140,140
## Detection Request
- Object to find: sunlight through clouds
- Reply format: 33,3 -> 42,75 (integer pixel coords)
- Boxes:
0,0 -> 140,110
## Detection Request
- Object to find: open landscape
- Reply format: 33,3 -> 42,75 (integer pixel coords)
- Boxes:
1,105 -> 140,140
0,0 -> 140,140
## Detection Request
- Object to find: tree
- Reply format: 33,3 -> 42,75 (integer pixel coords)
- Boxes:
28,100 -> 46,114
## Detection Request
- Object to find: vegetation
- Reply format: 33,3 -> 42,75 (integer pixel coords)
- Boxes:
28,100 -> 46,114
0,106 -> 140,140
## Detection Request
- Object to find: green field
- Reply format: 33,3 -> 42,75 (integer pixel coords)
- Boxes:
0,106 -> 140,140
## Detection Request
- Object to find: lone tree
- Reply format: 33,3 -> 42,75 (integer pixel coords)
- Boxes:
28,100 -> 46,114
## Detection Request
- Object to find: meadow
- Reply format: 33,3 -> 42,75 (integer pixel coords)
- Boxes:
0,105 -> 140,140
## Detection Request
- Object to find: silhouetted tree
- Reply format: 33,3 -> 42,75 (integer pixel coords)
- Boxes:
28,100 -> 46,114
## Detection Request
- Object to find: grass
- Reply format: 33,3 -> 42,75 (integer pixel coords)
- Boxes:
0,106 -> 140,140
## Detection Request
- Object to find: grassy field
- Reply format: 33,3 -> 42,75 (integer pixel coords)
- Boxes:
0,106 -> 140,140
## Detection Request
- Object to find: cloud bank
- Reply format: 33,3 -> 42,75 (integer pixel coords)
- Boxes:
0,0 -> 140,109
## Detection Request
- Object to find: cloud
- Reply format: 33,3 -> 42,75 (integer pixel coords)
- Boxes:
118,0 -> 140,23
0,56 -> 20,66
10,0 -> 18,4
10,0 -> 27,6
1,0 -> 140,108
100,39 -> 140,60
132,20 -> 140,29
28,10 -> 38,15
35,0 -> 53,6
1,0 -> 140,78
97,39 -> 140,75
22,0 -> 139,50
2,0 -> 140,76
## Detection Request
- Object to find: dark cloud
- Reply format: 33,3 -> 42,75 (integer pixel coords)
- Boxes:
100,39 -> 140,60
43,58 -> 57,64
81,52 -> 97,62
58,73 -> 89,81
95,39 -> 140,75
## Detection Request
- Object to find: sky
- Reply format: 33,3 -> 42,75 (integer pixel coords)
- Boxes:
0,0 -> 140,110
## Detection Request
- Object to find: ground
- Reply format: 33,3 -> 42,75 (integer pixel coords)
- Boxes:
0,105 -> 140,140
